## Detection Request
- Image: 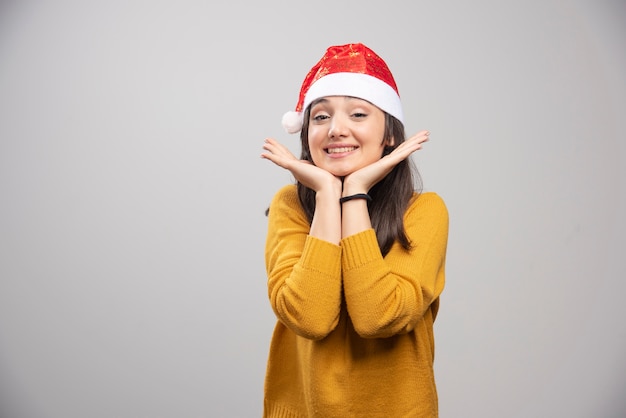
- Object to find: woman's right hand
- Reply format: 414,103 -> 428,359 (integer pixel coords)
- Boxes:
261,137 -> 341,193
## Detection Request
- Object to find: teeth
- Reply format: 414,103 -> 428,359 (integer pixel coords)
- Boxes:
327,147 -> 356,154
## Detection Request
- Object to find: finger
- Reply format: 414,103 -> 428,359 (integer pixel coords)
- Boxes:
406,130 -> 430,144
262,138 -> 297,159
383,135 -> 428,163
263,137 -> 286,153
261,152 -> 296,170
261,140 -> 287,161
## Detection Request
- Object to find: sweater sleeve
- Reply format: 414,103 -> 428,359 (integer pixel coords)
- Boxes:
341,192 -> 449,338
264,185 -> 343,340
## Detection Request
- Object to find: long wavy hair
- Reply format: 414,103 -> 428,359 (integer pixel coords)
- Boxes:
296,104 -> 422,256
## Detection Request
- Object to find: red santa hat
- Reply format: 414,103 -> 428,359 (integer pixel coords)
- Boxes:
282,43 -> 404,134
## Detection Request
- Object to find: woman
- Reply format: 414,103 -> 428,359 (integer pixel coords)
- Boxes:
261,43 -> 449,417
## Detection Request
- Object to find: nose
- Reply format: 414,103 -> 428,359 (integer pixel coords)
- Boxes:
328,115 -> 348,139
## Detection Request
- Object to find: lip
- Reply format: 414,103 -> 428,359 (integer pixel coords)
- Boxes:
324,144 -> 359,157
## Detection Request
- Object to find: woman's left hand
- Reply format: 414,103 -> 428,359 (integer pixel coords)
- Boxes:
343,130 -> 430,193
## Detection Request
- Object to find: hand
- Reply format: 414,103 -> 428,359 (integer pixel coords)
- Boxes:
343,130 -> 430,193
261,137 -> 341,192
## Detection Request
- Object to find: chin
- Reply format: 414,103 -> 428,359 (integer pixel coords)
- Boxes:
318,160 -> 365,177
325,167 -> 352,177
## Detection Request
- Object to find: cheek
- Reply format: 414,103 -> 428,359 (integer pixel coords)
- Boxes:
307,129 -> 325,150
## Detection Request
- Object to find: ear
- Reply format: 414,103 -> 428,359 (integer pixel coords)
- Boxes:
386,136 -> 395,147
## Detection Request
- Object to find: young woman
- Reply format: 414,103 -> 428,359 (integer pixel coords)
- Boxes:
260,43 -> 449,417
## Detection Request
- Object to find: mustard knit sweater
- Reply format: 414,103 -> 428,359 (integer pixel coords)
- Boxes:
263,185 -> 449,418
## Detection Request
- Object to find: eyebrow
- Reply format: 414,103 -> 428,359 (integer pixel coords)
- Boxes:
310,97 -> 329,107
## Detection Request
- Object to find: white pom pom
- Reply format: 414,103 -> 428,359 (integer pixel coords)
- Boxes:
282,111 -> 303,134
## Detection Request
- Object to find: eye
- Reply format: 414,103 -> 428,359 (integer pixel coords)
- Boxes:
312,113 -> 330,122
352,112 -> 368,118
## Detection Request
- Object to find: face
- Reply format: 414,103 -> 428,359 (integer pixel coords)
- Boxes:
307,96 -> 391,177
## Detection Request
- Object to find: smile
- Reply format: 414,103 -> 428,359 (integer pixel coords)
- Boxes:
326,146 -> 357,154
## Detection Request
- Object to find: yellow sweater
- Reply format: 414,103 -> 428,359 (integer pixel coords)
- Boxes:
263,185 -> 449,418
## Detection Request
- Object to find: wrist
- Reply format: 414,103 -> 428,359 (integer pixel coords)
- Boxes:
339,193 -> 372,204
341,185 -> 368,198
341,178 -> 369,198
315,187 -> 342,203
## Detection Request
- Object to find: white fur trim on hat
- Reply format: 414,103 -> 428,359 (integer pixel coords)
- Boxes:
303,73 -> 403,124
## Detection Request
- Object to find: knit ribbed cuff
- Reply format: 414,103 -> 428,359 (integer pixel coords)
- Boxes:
341,229 -> 380,271
301,235 -> 342,275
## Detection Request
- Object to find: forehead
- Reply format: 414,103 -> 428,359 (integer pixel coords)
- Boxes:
310,96 -> 376,107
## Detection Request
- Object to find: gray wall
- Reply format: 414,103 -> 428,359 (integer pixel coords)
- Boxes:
1,0 -> 624,417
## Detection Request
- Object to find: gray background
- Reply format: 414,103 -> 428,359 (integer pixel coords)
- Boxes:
1,0 -> 624,417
